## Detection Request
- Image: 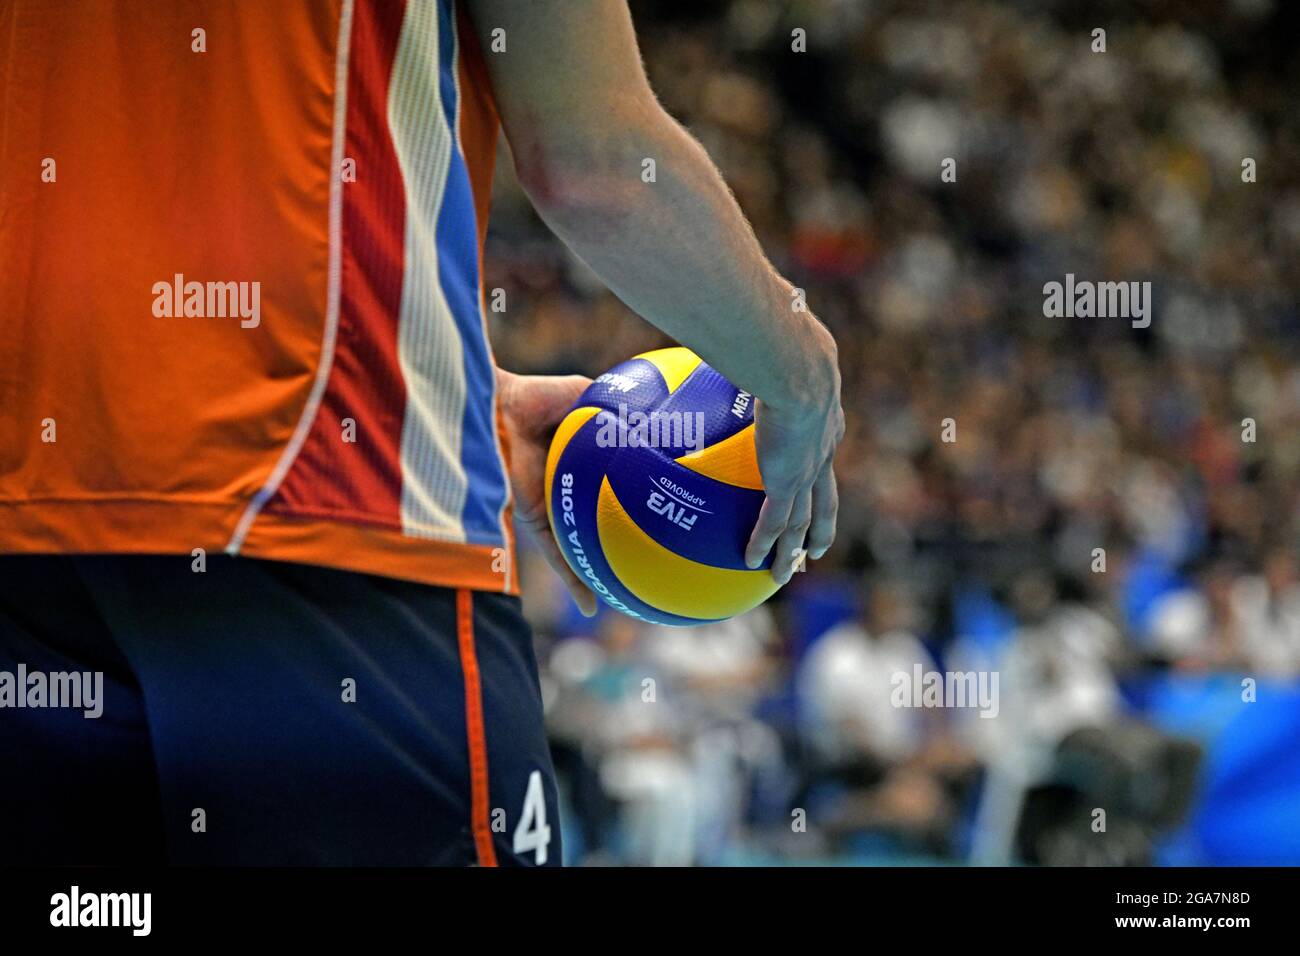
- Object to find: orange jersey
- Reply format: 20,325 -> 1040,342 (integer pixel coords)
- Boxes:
0,0 -> 519,592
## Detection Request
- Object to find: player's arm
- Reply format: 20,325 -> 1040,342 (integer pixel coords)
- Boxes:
466,0 -> 843,581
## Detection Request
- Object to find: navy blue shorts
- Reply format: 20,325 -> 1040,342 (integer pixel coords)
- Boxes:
0,554 -> 561,866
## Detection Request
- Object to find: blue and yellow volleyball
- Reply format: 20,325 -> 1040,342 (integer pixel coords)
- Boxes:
544,347 -> 778,626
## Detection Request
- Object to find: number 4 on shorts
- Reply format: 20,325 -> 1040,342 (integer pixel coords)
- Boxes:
512,770 -> 552,865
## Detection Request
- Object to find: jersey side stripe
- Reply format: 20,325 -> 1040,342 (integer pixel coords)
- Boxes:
226,0 -> 358,554
391,0 -> 470,542
455,1 -> 513,587
261,0 -> 411,530
438,0 -> 509,548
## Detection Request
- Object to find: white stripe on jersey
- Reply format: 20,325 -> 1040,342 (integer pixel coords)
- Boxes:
389,0 -> 469,542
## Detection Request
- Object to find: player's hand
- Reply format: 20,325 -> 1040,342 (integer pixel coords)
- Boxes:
744,324 -> 844,585
497,368 -> 599,615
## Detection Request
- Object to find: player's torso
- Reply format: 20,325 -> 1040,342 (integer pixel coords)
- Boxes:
0,0 -> 512,590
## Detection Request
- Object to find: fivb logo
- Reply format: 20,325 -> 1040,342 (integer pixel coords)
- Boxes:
50,886 -> 151,937
594,404 -> 707,456
647,475 -> 709,531
152,273 -> 262,328
891,665 -> 1000,718
1043,273 -> 1152,328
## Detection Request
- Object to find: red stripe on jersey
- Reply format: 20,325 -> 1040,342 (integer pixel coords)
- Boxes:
269,0 -> 409,527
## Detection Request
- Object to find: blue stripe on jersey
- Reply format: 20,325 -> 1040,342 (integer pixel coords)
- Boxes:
436,0 -> 508,547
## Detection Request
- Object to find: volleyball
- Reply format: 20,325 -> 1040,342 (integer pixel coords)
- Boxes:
544,347 -> 779,626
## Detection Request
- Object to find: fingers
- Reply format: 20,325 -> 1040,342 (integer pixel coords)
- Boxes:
746,455 -> 838,579
745,489 -> 795,570
772,488 -> 812,585
808,458 -> 838,559
537,526 -> 598,616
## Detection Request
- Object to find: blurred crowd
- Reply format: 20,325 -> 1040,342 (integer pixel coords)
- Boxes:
486,0 -> 1300,865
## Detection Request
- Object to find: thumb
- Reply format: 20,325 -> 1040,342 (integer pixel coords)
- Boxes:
524,375 -> 594,434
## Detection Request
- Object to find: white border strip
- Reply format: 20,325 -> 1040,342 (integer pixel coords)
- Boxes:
226,0 -> 357,555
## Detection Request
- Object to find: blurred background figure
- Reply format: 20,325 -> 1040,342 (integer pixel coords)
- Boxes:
797,579 -> 978,858
510,0 -> 1300,865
